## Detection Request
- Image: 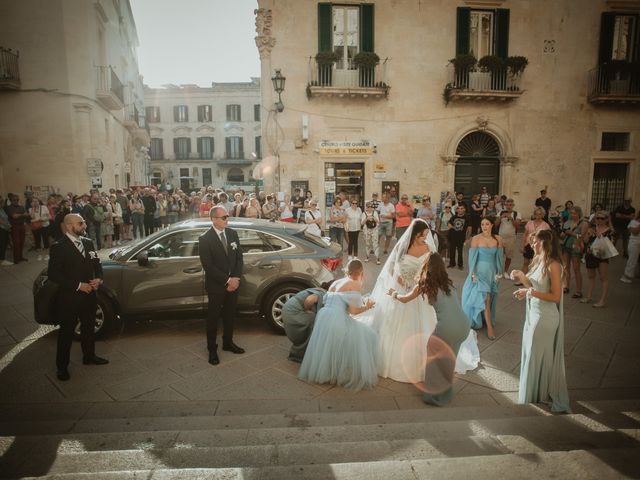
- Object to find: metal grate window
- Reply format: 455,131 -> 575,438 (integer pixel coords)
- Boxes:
591,163 -> 627,211
601,132 -> 630,151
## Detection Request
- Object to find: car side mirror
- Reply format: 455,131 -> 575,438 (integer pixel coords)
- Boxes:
137,250 -> 150,267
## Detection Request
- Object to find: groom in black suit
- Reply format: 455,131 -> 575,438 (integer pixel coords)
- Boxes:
48,213 -> 108,381
199,205 -> 245,365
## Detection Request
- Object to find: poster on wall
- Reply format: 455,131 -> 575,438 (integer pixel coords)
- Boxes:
324,181 -> 336,193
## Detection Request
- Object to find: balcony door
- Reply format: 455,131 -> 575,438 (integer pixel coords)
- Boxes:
333,6 -> 359,86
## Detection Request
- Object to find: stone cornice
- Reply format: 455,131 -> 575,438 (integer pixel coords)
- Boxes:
72,103 -> 92,113
255,8 -> 276,59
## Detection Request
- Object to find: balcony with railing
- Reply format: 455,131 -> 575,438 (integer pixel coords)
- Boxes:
96,66 -> 124,110
306,57 -> 390,99
444,65 -> 524,103
125,104 -> 150,144
587,64 -> 640,105
0,47 -> 20,90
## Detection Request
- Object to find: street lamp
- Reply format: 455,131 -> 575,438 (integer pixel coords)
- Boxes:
271,69 -> 286,112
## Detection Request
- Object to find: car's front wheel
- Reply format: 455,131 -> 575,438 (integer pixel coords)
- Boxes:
263,284 -> 303,334
73,292 -> 117,340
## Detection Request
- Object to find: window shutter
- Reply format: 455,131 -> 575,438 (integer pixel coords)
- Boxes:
158,139 -> 163,158
225,137 -> 231,157
187,138 -> 191,154
197,137 -> 202,155
239,137 -> 244,158
173,138 -> 178,156
494,9 -> 510,59
598,12 -> 616,64
318,3 -> 332,52
197,106 -> 202,122
184,107 -> 188,123
210,137 -> 214,154
226,105 -> 231,121
360,4 -> 374,52
456,7 -> 471,55
173,106 -> 179,122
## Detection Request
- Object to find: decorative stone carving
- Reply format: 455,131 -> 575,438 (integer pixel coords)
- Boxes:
475,115 -> 489,130
255,8 -> 276,59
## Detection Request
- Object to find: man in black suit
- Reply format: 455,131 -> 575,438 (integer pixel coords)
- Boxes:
141,188 -> 156,236
48,213 -> 108,381
199,205 -> 245,365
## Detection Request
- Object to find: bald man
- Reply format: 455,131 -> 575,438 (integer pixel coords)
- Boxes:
47,214 -> 108,381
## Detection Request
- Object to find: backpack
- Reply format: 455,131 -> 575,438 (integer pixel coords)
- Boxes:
365,213 -> 377,229
89,204 -> 105,223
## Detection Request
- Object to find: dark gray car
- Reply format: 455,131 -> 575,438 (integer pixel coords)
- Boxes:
33,218 -> 343,337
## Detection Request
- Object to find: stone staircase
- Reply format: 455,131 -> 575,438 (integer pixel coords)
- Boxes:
1,398 -> 639,479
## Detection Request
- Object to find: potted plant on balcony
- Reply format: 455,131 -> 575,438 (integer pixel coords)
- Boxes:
449,54 -> 477,88
314,51 -> 339,86
478,55 -> 506,90
505,56 -> 528,90
353,51 -> 380,87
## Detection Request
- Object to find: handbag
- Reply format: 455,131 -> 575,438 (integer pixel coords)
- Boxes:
34,278 -> 60,325
591,236 -> 619,259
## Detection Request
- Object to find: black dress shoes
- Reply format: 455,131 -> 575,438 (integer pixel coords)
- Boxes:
222,342 -> 245,354
57,369 -> 70,381
83,355 -> 109,365
208,350 -> 220,365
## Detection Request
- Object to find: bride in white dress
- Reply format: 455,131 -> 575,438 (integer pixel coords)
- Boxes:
358,219 -> 479,384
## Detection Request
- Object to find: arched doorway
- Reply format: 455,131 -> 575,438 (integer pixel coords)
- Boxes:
454,131 -> 501,198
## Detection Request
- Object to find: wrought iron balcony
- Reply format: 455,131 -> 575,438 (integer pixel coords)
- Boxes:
587,65 -> 640,105
125,104 -> 150,144
0,47 -> 20,90
306,57 -> 390,99
444,65 -> 524,103
96,66 -> 124,110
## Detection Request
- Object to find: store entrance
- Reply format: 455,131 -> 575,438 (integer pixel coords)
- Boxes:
325,163 -> 365,208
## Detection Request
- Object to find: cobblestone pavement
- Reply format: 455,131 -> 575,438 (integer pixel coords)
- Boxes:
0,236 -> 638,410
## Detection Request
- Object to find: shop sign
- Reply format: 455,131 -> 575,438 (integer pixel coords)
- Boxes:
373,161 -> 386,179
319,140 -> 373,155
324,181 -> 336,193
91,176 -> 103,188
87,158 -> 103,176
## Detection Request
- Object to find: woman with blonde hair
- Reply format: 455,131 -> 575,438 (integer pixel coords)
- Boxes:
518,207 -> 551,284
581,211 -> 613,307
511,230 -> 571,413
560,205 -> 588,298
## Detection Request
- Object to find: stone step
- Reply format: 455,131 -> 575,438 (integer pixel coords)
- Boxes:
14,448 -> 640,480
4,396 -> 639,437
2,411 -> 638,473
0,403 -> 555,436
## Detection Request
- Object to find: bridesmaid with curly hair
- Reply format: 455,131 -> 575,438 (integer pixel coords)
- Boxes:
391,252 -> 471,406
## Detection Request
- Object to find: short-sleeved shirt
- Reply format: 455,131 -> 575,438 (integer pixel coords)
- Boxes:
378,202 -> 395,223
497,210 -> 521,236
395,202 -> 413,228
628,219 -> 640,244
448,214 -> 470,238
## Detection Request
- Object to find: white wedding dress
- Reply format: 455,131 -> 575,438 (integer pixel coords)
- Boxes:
356,220 -> 479,384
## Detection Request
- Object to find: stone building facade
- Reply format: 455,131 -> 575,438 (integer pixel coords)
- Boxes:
0,0 -> 149,197
143,80 -> 262,192
255,0 -> 640,217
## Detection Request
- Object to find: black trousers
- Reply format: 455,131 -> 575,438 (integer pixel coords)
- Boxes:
448,233 -> 465,267
206,287 -> 238,352
144,215 -> 155,236
348,231 -> 360,256
56,292 -> 96,370
0,229 -> 8,261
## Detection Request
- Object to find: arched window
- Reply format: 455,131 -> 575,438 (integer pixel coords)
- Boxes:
456,131 -> 500,157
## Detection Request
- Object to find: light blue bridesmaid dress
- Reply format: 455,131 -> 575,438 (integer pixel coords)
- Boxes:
298,290 -> 380,391
518,263 -> 571,413
461,247 -> 503,329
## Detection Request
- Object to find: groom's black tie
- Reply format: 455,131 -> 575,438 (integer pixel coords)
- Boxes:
220,230 -> 228,254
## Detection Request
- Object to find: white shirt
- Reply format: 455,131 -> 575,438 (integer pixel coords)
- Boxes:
66,232 -> 84,253
345,207 -> 362,231
378,202 -> 395,222
628,219 -> 640,244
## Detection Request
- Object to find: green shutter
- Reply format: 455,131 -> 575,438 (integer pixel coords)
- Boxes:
456,7 -> 471,55
360,4 -> 374,52
239,138 -> 244,158
226,105 -> 231,121
318,3 -> 332,52
225,137 -> 231,158
598,12 -> 616,64
173,138 -> 178,156
184,107 -> 188,123
495,9 -> 510,58
197,137 -> 202,155
187,138 -> 191,154
210,137 -> 214,154
173,106 -> 178,122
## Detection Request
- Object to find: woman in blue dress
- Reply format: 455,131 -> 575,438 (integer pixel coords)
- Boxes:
512,230 -> 571,413
461,218 -> 504,340
298,259 -> 379,391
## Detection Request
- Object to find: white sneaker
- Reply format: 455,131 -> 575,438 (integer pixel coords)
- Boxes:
620,276 -> 632,284
1,260 -> 13,266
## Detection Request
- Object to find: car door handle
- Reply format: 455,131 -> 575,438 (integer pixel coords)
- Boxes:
183,266 -> 203,274
259,263 -> 277,269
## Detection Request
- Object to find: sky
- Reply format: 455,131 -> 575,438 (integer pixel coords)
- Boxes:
130,0 -> 260,87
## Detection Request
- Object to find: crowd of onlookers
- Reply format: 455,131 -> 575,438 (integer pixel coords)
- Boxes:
1,184 -> 638,300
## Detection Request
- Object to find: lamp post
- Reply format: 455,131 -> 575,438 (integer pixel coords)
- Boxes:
271,69 -> 286,112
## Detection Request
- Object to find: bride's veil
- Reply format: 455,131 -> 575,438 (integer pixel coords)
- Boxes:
357,218 -> 434,330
